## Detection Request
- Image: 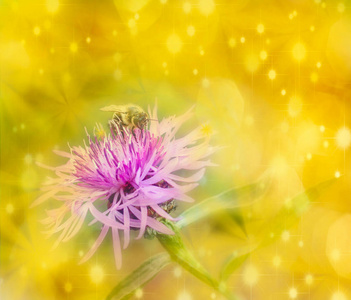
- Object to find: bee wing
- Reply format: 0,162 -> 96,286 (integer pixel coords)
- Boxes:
100,105 -> 126,113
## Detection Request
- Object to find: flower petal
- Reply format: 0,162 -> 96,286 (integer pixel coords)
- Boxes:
79,225 -> 109,264
123,207 -> 130,249
112,227 -> 122,269
88,204 -> 124,229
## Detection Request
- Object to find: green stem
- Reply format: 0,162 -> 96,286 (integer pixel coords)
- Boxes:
156,221 -> 238,300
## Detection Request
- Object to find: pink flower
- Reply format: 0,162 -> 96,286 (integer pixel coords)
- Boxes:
34,106 -> 215,269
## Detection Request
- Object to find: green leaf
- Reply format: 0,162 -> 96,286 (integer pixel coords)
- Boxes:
227,209 -> 247,237
157,220 -> 239,300
259,177 -> 337,248
218,178 -> 337,282
157,221 -> 217,287
106,253 -> 171,300
220,252 -> 250,282
177,176 -> 270,229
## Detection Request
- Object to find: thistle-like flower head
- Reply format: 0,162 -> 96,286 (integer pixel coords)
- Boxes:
34,105 -> 215,269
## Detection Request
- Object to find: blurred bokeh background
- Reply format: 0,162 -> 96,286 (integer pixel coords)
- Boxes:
1,0 -> 351,299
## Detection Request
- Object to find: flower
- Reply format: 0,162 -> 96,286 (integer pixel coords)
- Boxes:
33,105 -> 215,269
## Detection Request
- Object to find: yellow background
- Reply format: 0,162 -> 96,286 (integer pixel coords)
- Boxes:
1,0 -> 351,299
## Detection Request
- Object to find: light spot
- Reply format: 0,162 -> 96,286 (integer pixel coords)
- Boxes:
24,154 -> 33,165
281,121 -> 289,133
305,274 -> 313,285
317,62 -> 322,68
293,10 -> 297,16
310,25 -> 315,32
86,37 -> 91,43
90,265 -> 104,284
211,293 -> 217,299
273,255 -> 281,267
187,25 -> 195,37
162,62 -> 167,68
257,23 -> 264,34
44,20 -> 51,30
134,13 -> 139,20
289,14 -> 294,20
135,288 -> 143,298
113,30 -> 117,36
259,50 -> 267,60
33,26 -> 41,36
218,282 -> 226,293
268,69 -> 276,80
70,43 -> 78,53
202,78 -> 210,88
64,282 -> 73,293
35,153 -> 44,162
332,291 -> 347,300
183,2 -> 191,14
323,140 -> 329,148
114,52 -> 122,63
293,42 -> 306,61
285,198 -> 292,209
310,72 -> 318,82
335,127 -> 351,149
199,47 -> 205,55
173,266 -> 182,278
289,287 -> 298,299
193,69 -> 198,75
299,240 -> 304,248
113,69 -> 122,81
46,0 -> 59,13
160,0 -> 167,4
167,34 -> 183,54
228,38 -> 236,48
306,153 -> 312,160
245,115 -> 254,126
320,125 -> 325,132
21,168 -> 38,190
201,123 -> 213,136
331,248 -> 341,261
78,250 -> 84,257
271,156 -> 288,175
243,264 -> 259,286
39,68 -> 44,75
20,267 -> 28,277
177,291 -> 192,300
128,18 -> 136,28
6,203 -> 14,214
282,230 -> 290,242
288,96 -> 302,117
198,0 -> 215,16
20,123 -> 25,130
337,3 -> 345,13
335,171 -> 341,178
245,54 -> 259,72
240,36 -> 245,43
94,125 -> 106,139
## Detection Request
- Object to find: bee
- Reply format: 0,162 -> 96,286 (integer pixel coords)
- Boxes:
100,104 -> 149,133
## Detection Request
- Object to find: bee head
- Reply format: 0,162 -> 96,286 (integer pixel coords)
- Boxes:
134,112 -> 149,129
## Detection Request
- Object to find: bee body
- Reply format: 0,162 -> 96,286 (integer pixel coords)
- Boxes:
100,104 -> 148,132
